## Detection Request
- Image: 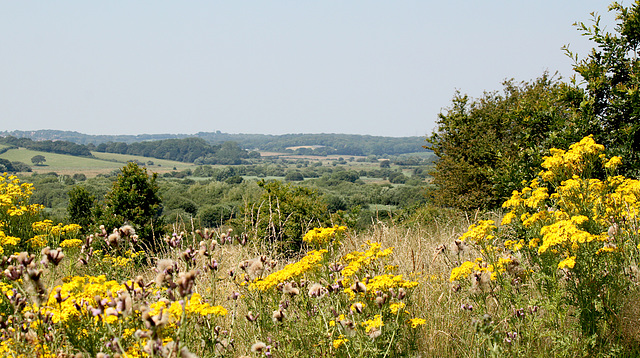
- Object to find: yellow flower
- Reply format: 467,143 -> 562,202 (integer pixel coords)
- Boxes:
365,274 -> 418,293
460,220 -> 496,244
251,249 -> 327,291
362,315 -> 383,333
557,256 -> 576,269
450,261 -> 476,282
341,242 -> 393,278
501,211 -> 517,225
60,239 -> 83,248
389,302 -> 405,314
408,317 -> 426,328
303,225 -> 347,245
332,336 -> 348,349
605,156 -> 622,169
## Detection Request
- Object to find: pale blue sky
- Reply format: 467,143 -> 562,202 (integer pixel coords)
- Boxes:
0,1 -> 620,137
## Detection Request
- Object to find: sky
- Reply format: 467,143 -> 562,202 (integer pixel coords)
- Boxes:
0,1 -> 622,137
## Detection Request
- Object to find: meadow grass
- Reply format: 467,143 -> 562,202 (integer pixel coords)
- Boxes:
0,148 -> 196,177
2,136 -> 640,357
0,148 -> 122,171
90,151 -> 194,170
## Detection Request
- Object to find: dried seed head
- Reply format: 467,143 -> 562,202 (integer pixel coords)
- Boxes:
308,283 -> 326,298
251,342 -> 267,353
351,281 -> 367,294
120,225 -> 135,237
283,282 -> 299,296
368,327 -> 382,339
272,308 -> 285,323
351,302 -> 365,314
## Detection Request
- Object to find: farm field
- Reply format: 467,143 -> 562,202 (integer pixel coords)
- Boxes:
90,151 -> 195,171
0,148 -> 197,177
0,148 -> 123,175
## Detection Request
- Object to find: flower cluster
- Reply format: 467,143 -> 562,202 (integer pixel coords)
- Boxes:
0,174 -> 44,254
302,225 -> 347,246
251,249 -> 328,291
449,135 -> 640,338
341,241 -> 394,278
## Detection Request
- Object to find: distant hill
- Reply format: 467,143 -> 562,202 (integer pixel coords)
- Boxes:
0,130 -> 430,156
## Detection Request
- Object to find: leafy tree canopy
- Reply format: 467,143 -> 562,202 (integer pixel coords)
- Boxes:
566,0 -> 640,176
101,162 -> 163,246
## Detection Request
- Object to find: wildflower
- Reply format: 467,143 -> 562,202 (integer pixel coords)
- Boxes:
308,282 -> 326,298
341,242 -> 393,278
389,302 -> 405,314
408,317 -> 426,328
282,282 -> 300,296
303,225 -> 347,245
450,261 -> 476,282
272,308 -> 285,323
251,342 -> 267,353
60,238 -> 83,248
251,250 -> 327,291
333,336 -> 348,348
557,256 -> 576,269
362,315 -> 383,334
605,156 -> 622,170
350,302 -> 365,314
460,220 -> 496,244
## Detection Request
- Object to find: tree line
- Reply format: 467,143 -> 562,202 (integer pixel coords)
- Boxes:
0,136 -> 92,156
93,138 -> 260,164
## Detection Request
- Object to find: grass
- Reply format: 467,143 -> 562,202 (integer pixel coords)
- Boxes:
0,148 -> 196,177
90,151 -> 194,170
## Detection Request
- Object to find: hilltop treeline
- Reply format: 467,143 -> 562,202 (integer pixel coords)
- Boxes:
0,136 -> 92,156
94,138 -> 260,164
195,133 -> 427,156
0,130 -> 428,156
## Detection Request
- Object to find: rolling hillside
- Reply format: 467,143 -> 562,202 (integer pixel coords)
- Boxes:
0,148 -> 195,177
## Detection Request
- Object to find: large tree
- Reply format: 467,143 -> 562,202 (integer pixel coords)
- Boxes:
427,75 -> 580,210
67,186 -> 96,233
566,0 -> 640,177
31,155 -> 46,166
101,162 -> 163,245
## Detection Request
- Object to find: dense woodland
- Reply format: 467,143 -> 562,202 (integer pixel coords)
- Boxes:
0,130 -> 427,156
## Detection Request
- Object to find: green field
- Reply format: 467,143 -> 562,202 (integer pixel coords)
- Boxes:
90,151 -> 194,170
0,148 -> 195,177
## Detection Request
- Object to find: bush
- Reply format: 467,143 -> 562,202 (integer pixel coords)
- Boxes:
427,74 -> 579,210
239,180 -> 328,252
100,162 -> 163,247
198,204 -> 234,227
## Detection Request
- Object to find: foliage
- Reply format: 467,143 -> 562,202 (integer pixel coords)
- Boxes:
427,74 -> 579,211
96,138 -> 256,164
100,162 -> 163,246
0,136 -> 92,156
566,0 -> 640,177
31,155 -> 46,165
0,158 -> 31,173
2,129 -> 430,156
448,136 -> 640,354
240,180 -> 329,252
197,204 -> 234,228
67,185 -> 96,233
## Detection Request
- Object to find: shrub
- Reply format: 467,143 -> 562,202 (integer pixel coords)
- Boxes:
240,180 -> 329,252
427,74 -> 579,211
100,162 -> 164,247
